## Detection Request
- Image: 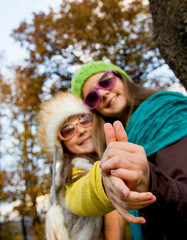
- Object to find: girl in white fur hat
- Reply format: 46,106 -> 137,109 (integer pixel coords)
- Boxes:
37,91 -> 126,240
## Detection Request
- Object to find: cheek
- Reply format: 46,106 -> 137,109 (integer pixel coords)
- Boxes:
67,144 -> 80,154
96,104 -> 106,114
63,139 -> 76,152
115,79 -> 125,93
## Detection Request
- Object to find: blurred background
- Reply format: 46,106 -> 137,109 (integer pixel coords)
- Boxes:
0,0 -> 186,239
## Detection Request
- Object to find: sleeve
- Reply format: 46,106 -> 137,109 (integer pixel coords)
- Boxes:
65,161 -> 115,217
148,136 -> 187,215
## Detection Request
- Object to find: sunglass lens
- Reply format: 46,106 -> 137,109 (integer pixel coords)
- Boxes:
79,113 -> 92,125
99,72 -> 115,89
85,91 -> 99,108
60,124 -> 75,139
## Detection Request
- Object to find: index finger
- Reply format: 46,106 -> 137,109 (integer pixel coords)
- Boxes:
104,123 -> 116,145
113,121 -> 128,142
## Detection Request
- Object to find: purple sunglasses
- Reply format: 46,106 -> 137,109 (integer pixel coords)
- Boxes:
83,70 -> 118,109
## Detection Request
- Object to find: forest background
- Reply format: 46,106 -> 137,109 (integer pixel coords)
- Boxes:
0,0 -> 186,239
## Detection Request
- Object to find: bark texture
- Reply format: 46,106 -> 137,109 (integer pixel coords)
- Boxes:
149,0 -> 187,89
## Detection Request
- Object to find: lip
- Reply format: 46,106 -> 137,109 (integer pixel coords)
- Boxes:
106,95 -> 118,107
79,136 -> 91,145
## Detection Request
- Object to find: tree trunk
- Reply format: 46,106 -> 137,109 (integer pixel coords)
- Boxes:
21,216 -> 28,240
149,0 -> 187,89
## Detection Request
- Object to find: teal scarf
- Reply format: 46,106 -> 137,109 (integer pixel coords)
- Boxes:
126,91 -> 187,240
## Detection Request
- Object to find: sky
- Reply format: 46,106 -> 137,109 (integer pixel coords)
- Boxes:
0,0 -> 62,67
0,0 -> 62,169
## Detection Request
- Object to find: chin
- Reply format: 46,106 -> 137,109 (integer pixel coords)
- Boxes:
114,103 -> 126,114
105,107 -> 123,117
85,146 -> 95,153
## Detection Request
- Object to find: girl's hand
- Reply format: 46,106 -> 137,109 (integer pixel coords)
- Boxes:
102,175 -> 156,223
100,121 -> 150,193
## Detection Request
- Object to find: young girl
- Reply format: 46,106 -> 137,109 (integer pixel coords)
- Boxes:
37,91 -> 155,240
71,61 -> 187,240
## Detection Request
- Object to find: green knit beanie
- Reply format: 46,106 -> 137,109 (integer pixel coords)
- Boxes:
71,61 -> 132,97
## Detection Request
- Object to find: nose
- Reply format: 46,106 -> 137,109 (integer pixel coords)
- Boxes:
98,88 -> 109,101
76,124 -> 86,136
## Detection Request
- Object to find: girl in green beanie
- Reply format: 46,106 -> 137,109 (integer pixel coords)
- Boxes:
71,60 -> 187,240
71,61 -> 158,125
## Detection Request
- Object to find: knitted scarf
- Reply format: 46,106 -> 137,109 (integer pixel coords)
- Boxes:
126,91 -> 187,240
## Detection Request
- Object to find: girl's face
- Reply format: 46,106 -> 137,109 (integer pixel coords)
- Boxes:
82,72 -> 127,117
60,114 -> 94,154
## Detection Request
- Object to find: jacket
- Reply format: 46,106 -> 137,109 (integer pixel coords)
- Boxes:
46,157 -> 103,240
140,136 -> 187,240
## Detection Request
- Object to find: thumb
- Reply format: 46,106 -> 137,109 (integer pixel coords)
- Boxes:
104,123 -> 116,145
113,121 -> 128,142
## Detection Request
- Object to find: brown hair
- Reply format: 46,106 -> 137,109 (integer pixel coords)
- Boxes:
102,74 -> 161,126
59,112 -> 106,188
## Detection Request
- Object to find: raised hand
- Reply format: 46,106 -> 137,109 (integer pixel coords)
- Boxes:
100,121 -> 156,223
100,121 -> 150,192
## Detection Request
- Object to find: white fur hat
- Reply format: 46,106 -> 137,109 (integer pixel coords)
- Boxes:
37,92 -> 89,162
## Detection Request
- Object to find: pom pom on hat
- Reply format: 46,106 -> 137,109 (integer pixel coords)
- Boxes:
71,61 -> 132,97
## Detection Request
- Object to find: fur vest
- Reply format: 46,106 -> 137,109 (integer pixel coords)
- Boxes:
45,157 -> 103,240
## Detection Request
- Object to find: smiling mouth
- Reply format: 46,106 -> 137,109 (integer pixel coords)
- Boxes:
79,137 -> 91,145
107,95 -> 118,107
